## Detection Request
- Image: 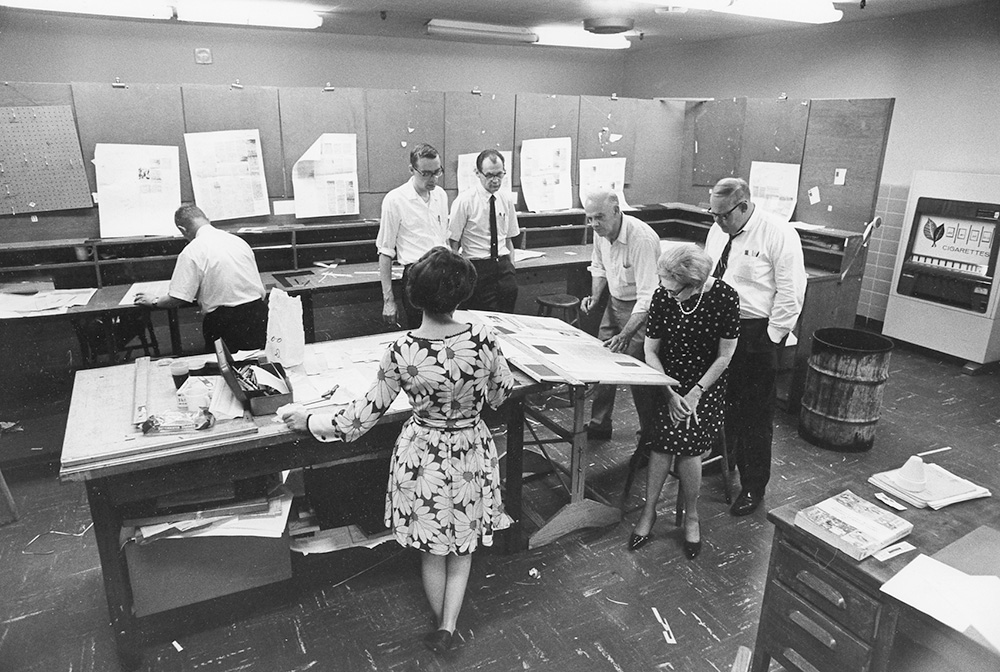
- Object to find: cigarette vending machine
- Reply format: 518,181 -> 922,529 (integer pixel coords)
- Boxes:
883,171 -> 1000,372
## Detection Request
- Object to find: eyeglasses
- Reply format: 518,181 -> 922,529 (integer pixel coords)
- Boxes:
479,170 -> 506,180
413,167 -> 444,178
707,201 -> 745,221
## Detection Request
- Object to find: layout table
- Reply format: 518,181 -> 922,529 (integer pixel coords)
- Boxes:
60,325 -> 664,669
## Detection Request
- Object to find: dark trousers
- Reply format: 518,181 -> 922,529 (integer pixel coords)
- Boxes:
203,299 -> 268,352
590,297 -> 655,435
725,318 -> 779,496
398,265 -> 422,329
465,256 -> 518,313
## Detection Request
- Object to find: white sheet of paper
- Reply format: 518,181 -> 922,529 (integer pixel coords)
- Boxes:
749,161 -> 800,222
292,133 -> 360,218
184,128 -> 270,221
119,280 -> 171,306
457,150 -> 514,197
579,157 -> 629,209
519,137 -> 573,212
95,144 -> 181,238
0,288 -> 97,316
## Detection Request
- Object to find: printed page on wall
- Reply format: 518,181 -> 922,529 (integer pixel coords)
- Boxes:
94,144 -> 181,238
457,150 -> 513,193
580,157 -> 630,210
292,133 -> 360,219
519,137 -> 573,212
749,160 -> 799,222
184,129 -> 270,221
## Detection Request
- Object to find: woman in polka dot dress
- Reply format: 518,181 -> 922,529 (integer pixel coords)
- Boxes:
628,243 -> 740,559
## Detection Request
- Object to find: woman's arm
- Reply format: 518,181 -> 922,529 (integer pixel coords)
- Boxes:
486,331 -> 515,410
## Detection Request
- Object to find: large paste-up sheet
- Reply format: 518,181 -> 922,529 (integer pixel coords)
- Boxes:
580,157 -> 630,208
292,133 -> 360,218
184,129 -> 270,221
749,160 -> 799,222
95,144 -> 181,238
519,137 -> 573,212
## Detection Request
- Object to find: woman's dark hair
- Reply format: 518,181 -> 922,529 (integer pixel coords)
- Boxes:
406,247 -> 477,315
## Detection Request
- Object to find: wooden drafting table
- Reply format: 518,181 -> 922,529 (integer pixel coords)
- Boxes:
60,331 -> 547,669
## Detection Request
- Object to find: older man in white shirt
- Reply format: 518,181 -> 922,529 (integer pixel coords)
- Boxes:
581,189 -> 660,441
376,143 -> 449,328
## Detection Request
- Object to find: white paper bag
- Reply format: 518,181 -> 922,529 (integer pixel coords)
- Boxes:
265,288 -> 304,367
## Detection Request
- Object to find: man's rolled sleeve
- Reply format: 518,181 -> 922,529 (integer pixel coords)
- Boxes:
376,202 -> 401,259
588,243 -> 607,279
631,236 -> 660,315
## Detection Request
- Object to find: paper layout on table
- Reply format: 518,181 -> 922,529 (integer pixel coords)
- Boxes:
580,157 -> 629,209
0,288 -> 97,318
512,249 -> 545,263
749,160 -> 800,223
292,133 -> 360,218
794,490 -> 913,561
94,143 -> 182,238
881,553 -> 1000,654
457,150 -> 514,201
461,310 -> 675,387
869,462 -> 990,509
519,137 -> 573,212
119,280 -> 171,306
184,128 -> 270,221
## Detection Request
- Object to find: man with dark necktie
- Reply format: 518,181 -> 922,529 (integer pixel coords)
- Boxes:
448,149 -> 520,312
706,177 -> 806,516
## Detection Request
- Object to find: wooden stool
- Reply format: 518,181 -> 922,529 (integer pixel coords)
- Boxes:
0,468 -> 18,526
536,293 -> 581,327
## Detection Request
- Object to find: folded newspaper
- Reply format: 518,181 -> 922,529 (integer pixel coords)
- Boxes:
869,462 -> 990,509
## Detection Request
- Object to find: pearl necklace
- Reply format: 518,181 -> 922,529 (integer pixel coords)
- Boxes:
676,284 -> 706,316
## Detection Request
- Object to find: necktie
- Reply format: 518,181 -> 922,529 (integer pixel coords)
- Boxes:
714,235 -> 734,279
489,195 -> 498,260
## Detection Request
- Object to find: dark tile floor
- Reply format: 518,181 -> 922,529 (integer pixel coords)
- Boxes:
1,339 -> 998,672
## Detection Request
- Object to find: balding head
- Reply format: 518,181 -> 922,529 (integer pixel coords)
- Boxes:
584,190 -> 623,241
174,204 -> 211,240
709,177 -> 752,235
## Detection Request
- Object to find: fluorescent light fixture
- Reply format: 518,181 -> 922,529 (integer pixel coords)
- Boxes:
647,0 -> 732,9
175,1 -> 323,29
717,0 -> 842,24
0,0 -> 173,20
534,25 -> 631,50
426,19 -> 538,44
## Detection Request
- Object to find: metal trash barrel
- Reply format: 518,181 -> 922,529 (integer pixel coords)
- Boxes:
798,328 -> 894,452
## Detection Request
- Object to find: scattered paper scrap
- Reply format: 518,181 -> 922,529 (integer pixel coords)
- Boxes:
172,641 -> 184,652
528,567 -> 540,579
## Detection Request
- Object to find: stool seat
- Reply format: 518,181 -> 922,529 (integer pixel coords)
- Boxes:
536,293 -> 580,309
536,294 -> 582,327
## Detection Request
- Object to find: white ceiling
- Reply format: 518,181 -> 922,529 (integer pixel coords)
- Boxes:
291,0 -> 984,50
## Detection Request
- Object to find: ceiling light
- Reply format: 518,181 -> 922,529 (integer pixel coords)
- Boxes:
718,0 -> 842,24
534,25 -> 631,50
175,1 -> 323,30
0,0 -> 173,20
583,18 -> 635,35
426,19 -> 539,44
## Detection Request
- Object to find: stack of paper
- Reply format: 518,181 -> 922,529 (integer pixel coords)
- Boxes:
132,489 -> 293,542
794,490 -> 913,561
869,462 -> 991,509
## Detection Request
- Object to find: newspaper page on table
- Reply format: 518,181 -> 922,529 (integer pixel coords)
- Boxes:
292,133 -> 360,218
94,144 -> 181,238
184,128 -> 270,221
749,160 -> 799,222
519,137 -> 573,212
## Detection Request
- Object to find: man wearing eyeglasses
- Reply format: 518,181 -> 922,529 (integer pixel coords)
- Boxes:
376,143 -> 450,328
448,149 -> 519,312
705,177 -> 806,516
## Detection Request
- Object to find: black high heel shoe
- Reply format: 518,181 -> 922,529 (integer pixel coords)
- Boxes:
628,512 -> 656,551
423,629 -> 453,653
683,522 -> 702,560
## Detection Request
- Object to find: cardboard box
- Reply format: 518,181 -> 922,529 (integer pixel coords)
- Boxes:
215,338 -> 293,416
125,532 -> 292,617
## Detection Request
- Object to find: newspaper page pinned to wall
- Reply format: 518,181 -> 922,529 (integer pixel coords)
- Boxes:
94,144 -> 181,238
749,161 -> 800,222
184,129 -> 270,221
580,157 -> 630,209
519,137 -> 573,212
457,150 -> 515,202
292,133 -> 360,218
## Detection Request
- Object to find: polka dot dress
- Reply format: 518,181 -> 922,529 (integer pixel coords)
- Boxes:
642,280 -> 740,456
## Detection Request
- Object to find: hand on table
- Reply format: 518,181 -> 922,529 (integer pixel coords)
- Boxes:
280,405 -> 311,433
603,332 -> 630,354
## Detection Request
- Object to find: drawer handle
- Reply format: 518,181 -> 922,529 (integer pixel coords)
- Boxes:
782,647 -> 822,672
796,570 -> 846,609
789,610 -> 837,649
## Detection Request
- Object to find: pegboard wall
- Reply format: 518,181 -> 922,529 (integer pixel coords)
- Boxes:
0,105 -> 93,216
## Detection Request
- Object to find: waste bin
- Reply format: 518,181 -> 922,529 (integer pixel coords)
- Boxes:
798,328 -> 894,452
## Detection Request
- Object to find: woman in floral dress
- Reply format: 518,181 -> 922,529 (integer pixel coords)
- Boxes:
282,247 -> 514,653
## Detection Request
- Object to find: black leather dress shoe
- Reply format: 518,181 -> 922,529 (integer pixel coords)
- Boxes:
586,424 -> 612,440
423,629 -> 453,653
730,490 -> 763,517
628,531 -> 653,551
